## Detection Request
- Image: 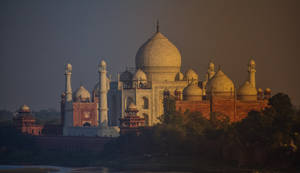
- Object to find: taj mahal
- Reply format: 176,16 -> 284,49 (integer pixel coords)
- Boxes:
60,23 -> 270,137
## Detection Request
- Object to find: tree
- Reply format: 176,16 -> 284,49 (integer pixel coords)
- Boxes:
184,111 -> 212,137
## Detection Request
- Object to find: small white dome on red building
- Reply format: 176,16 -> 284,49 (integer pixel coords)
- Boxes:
74,85 -> 91,102
19,104 -> 31,112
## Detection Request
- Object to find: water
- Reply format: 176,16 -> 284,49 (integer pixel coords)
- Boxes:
0,165 -> 190,173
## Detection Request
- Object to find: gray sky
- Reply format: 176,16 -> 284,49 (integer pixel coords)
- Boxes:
0,0 -> 299,111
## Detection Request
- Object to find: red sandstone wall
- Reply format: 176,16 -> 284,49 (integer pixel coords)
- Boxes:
73,103 -> 98,127
20,125 -> 43,136
176,98 -> 268,122
176,100 -> 211,119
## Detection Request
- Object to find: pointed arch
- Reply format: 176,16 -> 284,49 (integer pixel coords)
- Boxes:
142,96 -> 149,109
126,97 -> 134,109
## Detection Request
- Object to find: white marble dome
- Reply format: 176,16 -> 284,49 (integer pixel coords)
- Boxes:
135,32 -> 181,81
74,85 -> 90,102
183,84 -> 203,101
183,84 -> 202,96
184,69 -> 198,82
133,69 -> 147,81
238,81 -> 257,96
206,69 -> 234,95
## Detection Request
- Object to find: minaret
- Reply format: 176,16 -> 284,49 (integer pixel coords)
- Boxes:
65,63 -> 73,102
248,59 -> 256,88
208,60 -> 215,79
63,63 -> 73,129
98,60 -> 108,127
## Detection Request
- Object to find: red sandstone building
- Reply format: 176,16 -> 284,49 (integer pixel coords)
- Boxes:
174,76 -> 271,123
119,103 -> 145,135
60,86 -> 99,128
13,105 -> 62,136
13,105 -> 44,136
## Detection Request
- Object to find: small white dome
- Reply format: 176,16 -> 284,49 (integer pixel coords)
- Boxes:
249,59 -> 255,65
184,69 -> 198,82
238,81 -> 257,96
133,69 -> 147,81
265,88 -> 271,93
128,103 -> 137,110
65,63 -> 72,72
183,84 -> 202,101
183,84 -> 202,96
100,60 -> 106,66
74,85 -> 90,102
207,69 -> 234,94
19,104 -> 30,112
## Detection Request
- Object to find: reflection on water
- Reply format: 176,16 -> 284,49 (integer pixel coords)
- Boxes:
0,165 -> 191,173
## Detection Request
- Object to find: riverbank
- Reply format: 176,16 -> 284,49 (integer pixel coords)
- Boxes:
0,167 -> 59,173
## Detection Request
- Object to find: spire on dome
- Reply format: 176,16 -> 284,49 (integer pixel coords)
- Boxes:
156,19 -> 160,33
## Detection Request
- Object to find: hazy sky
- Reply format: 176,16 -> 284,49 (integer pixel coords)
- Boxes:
0,0 -> 299,111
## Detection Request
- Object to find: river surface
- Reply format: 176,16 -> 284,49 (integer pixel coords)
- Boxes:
0,165 -> 191,173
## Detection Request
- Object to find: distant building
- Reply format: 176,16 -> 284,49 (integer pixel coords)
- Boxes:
13,105 -> 62,136
13,104 -> 43,136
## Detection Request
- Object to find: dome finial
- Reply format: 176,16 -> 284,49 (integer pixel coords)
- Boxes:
156,19 -> 160,33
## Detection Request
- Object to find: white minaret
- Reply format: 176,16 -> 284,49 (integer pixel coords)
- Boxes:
98,60 -> 108,127
248,59 -> 256,88
65,63 -> 73,102
208,60 -> 215,79
63,63 -> 73,129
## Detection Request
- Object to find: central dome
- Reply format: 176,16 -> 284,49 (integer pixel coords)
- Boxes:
135,32 -> 181,81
